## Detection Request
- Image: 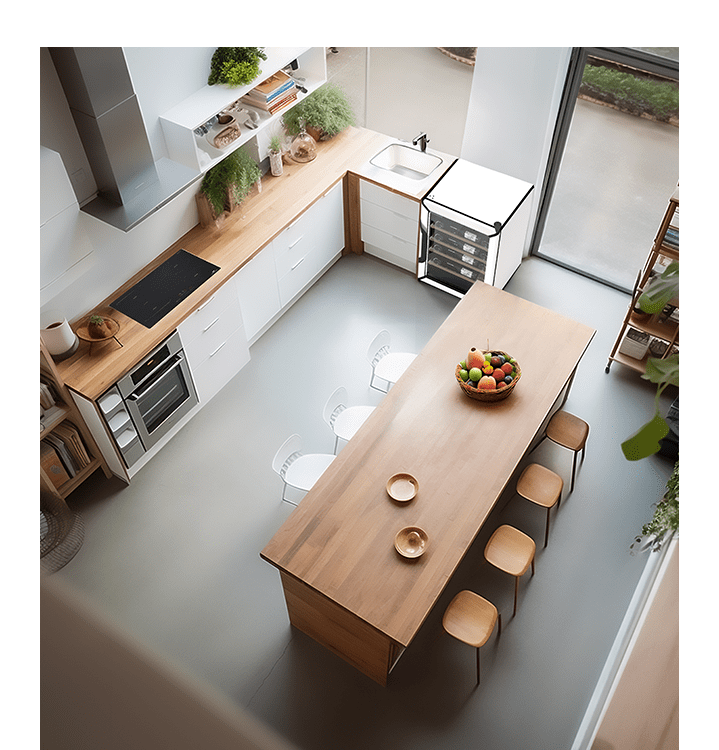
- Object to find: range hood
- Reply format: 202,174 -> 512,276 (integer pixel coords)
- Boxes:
48,48 -> 200,232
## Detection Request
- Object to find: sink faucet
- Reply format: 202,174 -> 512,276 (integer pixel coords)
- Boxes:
412,132 -> 429,152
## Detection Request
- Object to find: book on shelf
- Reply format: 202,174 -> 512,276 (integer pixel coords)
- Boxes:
242,70 -> 295,103
664,226 -> 679,249
40,441 -> 71,490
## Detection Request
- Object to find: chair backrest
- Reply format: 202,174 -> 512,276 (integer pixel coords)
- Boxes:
323,387 -> 347,427
272,434 -> 302,477
366,329 -> 391,366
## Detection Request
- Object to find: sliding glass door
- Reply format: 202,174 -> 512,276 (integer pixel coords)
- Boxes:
531,48 -> 678,292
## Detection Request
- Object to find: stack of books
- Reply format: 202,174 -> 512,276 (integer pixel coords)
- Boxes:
241,71 -> 297,115
41,422 -> 92,490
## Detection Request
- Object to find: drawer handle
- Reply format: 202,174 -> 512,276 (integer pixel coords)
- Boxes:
196,296 -> 215,312
291,257 -> 305,270
288,235 -> 305,249
203,317 -> 220,332
209,341 -> 226,357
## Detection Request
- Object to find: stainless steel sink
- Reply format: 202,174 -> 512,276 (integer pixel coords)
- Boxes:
370,143 -> 443,180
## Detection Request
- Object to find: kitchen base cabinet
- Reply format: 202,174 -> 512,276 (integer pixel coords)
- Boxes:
360,180 -> 420,273
189,326 -> 251,404
233,244 -> 282,345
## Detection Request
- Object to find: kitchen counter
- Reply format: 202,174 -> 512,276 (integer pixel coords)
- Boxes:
56,127 -> 454,401
261,280 -> 596,684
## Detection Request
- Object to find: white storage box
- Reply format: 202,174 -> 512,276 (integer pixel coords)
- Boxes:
619,328 -> 650,359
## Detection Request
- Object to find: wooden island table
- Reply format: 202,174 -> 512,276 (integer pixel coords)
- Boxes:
260,280 -> 595,685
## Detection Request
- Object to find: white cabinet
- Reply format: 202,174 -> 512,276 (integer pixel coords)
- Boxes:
233,244 -> 282,344
177,279 -> 250,404
159,48 -> 327,173
360,180 -> 420,273
274,181 -> 344,307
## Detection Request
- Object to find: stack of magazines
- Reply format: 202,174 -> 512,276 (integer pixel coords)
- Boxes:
41,422 -> 92,490
241,71 -> 297,115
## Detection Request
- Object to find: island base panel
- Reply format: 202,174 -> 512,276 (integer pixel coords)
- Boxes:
279,572 -> 403,686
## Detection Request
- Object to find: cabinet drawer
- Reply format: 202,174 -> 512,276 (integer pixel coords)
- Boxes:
277,243 -> 340,307
190,326 -> 250,404
177,280 -> 237,344
181,296 -> 243,369
360,199 -> 418,244
361,223 -> 418,271
360,180 -> 419,220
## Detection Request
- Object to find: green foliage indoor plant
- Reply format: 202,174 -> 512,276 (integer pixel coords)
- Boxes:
630,461 -> 679,553
200,148 -> 261,217
282,83 -> 356,140
207,48 -> 267,87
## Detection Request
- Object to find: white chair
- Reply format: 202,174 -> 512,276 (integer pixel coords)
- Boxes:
322,387 -> 376,454
272,434 -> 335,506
366,330 -> 417,393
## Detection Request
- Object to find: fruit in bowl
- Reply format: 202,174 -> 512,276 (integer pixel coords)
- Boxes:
456,348 -> 520,399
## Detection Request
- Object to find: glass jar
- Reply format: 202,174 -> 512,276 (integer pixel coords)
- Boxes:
289,124 -> 317,163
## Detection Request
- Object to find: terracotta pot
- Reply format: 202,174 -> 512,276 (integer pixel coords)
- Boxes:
306,125 -> 326,142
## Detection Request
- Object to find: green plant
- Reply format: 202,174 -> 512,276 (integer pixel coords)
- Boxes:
282,83 -> 356,138
208,48 -> 267,87
268,135 -> 282,153
89,315 -> 104,325
580,64 -> 679,122
200,148 -> 261,216
631,461 -> 679,553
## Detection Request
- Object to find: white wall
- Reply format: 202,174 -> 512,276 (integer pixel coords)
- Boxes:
39,48 -> 216,322
461,47 -> 572,254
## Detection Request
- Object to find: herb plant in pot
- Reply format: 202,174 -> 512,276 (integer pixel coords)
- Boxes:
207,47 -> 267,87
268,134 -> 283,177
282,83 -> 356,142
197,148 -> 261,228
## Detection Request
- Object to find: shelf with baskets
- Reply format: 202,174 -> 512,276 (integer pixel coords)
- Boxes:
40,340 -> 112,500
606,185 -> 679,375
159,48 -> 327,174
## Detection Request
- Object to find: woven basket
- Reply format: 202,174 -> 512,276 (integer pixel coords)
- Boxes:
455,350 -> 521,403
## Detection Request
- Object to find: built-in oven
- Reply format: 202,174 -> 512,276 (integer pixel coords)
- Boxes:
97,331 -> 198,468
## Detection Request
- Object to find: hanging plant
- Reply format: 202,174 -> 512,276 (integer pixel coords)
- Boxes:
207,48 -> 267,87
200,148 -> 261,217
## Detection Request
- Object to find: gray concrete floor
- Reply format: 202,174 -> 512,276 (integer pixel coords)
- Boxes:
58,252 -> 674,750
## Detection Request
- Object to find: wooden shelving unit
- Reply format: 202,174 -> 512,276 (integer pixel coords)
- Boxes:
40,339 -> 112,500
606,186 -> 679,374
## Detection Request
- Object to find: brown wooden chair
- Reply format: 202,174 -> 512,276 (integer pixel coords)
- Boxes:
516,463 -> 563,548
484,525 -> 536,617
546,410 -> 589,492
442,590 -> 501,686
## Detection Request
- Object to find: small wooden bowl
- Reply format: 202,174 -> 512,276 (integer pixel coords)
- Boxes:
456,350 -> 521,403
395,526 -> 428,558
76,315 -> 120,343
386,473 -> 418,503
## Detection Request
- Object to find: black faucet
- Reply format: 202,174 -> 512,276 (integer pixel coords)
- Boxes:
412,132 -> 429,152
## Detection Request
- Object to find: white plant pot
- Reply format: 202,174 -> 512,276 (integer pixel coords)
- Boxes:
270,151 -> 283,177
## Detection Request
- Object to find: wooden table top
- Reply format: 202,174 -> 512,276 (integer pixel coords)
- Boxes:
260,281 -> 595,647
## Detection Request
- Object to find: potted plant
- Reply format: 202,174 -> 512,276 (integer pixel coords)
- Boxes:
268,134 -> 283,177
630,460 -> 679,553
282,83 -> 356,141
87,314 -> 111,339
197,148 -> 261,228
207,47 -> 267,87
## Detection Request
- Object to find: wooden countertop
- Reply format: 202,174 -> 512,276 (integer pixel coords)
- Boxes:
56,127 -> 454,401
261,281 -> 595,647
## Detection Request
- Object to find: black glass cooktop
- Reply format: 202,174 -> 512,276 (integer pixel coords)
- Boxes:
110,249 -> 220,328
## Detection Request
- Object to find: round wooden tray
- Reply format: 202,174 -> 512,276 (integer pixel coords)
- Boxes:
395,526 -> 428,558
386,473 -> 418,503
76,316 -> 120,343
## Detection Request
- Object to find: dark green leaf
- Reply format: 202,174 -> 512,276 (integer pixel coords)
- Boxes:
642,354 -> 679,388
638,262 -> 679,314
621,412 -> 670,461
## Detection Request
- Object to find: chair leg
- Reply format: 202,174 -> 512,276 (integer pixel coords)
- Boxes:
333,435 -> 339,454
513,576 -> 519,617
544,507 -> 551,548
476,646 -> 481,685
570,450 -> 578,493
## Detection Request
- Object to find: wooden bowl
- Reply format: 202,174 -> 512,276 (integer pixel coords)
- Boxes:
456,350 -> 521,403
76,315 -> 120,343
386,473 -> 418,503
394,526 -> 428,558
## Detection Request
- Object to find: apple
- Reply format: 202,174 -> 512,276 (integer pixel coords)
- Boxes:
501,362 -> 513,375
459,369 -> 469,381
492,368 -> 505,381
478,376 -> 496,390
468,367 -> 482,382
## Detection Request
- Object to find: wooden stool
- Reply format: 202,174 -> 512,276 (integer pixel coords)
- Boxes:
442,590 -> 501,686
546,411 -> 589,492
484,525 -> 536,617
516,463 -> 563,548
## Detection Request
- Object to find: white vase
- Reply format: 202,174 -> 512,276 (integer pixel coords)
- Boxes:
269,151 -> 283,176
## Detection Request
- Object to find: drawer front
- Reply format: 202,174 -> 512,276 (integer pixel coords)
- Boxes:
360,199 -> 418,244
361,224 -> 417,271
360,180 -> 418,220
182,295 -> 243,369
177,280 -> 238,344
190,326 -> 250,404
277,243 -> 340,307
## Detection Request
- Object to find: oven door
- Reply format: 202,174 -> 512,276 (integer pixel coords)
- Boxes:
125,350 -> 198,450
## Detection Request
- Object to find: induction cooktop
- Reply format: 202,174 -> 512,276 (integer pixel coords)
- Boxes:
110,249 -> 220,328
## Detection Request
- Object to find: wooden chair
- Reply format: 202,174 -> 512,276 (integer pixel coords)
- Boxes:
516,463 -> 563,548
484,525 -> 536,617
546,411 -> 589,493
442,590 -> 501,686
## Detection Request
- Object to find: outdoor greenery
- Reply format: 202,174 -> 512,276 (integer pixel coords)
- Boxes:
581,64 -> 679,122
282,83 -> 356,138
200,148 -> 261,216
207,47 -> 267,87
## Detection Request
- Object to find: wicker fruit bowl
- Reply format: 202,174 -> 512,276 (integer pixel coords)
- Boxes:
455,349 -> 521,402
